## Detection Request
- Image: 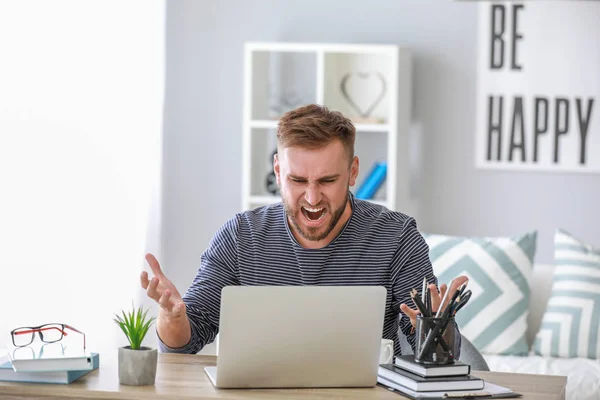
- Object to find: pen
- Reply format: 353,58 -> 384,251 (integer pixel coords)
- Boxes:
446,283 -> 464,314
410,288 -> 451,352
435,279 -> 454,318
452,290 -> 472,315
418,301 -> 453,360
425,286 -> 432,315
411,288 -> 430,317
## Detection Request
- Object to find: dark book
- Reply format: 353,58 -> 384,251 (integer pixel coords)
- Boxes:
394,355 -> 471,377
378,364 -> 484,392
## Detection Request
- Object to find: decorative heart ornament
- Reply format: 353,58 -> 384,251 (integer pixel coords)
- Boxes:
340,72 -> 387,118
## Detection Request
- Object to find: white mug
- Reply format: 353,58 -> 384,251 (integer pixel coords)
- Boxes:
379,339 -> 394,364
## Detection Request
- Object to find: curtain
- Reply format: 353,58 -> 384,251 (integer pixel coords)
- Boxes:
0,0 -> 165,355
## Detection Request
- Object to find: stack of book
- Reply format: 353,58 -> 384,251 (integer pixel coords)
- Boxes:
377,355 -> 516,399
0,345 -> 99,384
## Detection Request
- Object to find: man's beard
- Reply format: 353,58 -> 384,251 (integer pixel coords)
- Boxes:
284,190 -> 349,242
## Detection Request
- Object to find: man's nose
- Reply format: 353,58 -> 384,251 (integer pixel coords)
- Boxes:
304,184 -> 322,206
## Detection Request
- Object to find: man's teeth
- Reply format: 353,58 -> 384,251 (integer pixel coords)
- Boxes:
303,206 -> 323,212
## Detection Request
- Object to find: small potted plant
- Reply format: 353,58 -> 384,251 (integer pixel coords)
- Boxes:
114,302 -> 157,386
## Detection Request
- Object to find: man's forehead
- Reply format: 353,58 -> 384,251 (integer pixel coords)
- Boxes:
280,142 -> 348,163
280,148 -> 346,177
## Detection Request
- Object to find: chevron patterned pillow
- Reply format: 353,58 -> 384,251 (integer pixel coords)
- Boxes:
422,231 -> 537,356
534,229 -> 600,359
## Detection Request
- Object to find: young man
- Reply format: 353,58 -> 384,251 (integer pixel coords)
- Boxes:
141,104 -> 466,357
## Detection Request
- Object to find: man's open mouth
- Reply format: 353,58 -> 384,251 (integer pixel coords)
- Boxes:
301,206 -> 326,221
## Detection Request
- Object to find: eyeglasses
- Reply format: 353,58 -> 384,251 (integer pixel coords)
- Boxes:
10,323 -> 86,350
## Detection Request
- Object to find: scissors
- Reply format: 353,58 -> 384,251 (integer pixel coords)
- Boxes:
452,290 -> 472,315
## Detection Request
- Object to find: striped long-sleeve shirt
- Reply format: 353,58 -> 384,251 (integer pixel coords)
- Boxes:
159,194 -> 443,357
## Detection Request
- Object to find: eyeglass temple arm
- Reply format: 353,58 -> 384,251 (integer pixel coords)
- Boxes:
65,324 -> 86,349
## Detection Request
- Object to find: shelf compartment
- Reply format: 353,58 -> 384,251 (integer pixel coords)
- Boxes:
249,50 -> 318,121
351,131 -> 388,203
322,52 -> 394,125
247,129 -> 390,205
248,127 -> 279,198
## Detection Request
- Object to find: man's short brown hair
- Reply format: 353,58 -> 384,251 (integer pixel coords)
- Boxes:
276,104 -> 356,164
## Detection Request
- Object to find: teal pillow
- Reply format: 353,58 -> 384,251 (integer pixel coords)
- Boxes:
422,231 -> 537,355
534,229 -> 600,359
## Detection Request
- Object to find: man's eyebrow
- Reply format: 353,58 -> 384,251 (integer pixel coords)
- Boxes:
288,174 -> 340,180
318,174 -> 340,180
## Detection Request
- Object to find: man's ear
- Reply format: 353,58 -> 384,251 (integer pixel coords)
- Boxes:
349,156 -> 359,187
274,152 -> 281,186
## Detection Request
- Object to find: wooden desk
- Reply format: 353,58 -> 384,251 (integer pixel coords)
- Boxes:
0,354 -> 567,400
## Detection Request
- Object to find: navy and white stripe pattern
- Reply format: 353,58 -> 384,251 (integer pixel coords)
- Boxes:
159,194 -> 437,357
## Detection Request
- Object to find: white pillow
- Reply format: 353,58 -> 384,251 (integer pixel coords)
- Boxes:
534,229 -> 600,359
423,231 -> 537,355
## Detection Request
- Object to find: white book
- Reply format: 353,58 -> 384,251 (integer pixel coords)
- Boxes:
0,353 -> 99,384
377,375 -> 516,399
7,343 -> 95,372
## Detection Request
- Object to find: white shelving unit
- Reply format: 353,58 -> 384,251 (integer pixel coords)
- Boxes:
241,42 -> 413,214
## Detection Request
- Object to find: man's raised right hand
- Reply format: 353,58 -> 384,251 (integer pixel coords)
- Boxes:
141,253 -> 187,319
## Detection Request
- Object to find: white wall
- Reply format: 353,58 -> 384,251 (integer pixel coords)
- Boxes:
0,0 -> 165,355
161,0 -> 600,350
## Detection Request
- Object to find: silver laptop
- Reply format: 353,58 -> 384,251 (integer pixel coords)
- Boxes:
204,285 -> 387,389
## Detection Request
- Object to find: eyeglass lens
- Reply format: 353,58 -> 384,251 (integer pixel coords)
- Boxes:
12,324 -> 65,346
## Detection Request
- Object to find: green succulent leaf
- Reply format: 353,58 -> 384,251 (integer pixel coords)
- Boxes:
114,302 -> 156,350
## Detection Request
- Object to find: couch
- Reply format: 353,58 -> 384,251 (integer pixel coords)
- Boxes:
481,263 -> 600,400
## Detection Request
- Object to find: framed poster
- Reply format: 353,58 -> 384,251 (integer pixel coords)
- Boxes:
475,2 -> 599,173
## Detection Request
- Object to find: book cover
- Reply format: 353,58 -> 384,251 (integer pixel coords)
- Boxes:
355,161 -> 387,200
7,343 -> 95,372
378,364 -> 484,392
377,375 -> 517,399
0,353 -> 99,384
394,355 -> 471,377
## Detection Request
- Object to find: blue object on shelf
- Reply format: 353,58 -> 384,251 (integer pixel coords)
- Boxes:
355,162 -> 387,200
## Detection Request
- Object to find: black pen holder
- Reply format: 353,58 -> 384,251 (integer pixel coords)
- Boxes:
414,315 -> 459,365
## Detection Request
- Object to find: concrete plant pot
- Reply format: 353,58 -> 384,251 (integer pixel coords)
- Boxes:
118,346 -> 157,386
